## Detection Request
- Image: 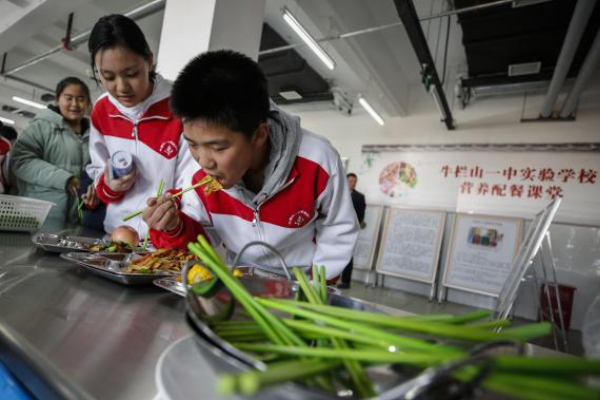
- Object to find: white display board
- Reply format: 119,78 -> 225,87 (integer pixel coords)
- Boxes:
359,143 -> 600,226
353,205 -> 384,270
375,208 -> 445,284
442,214 -> 523,297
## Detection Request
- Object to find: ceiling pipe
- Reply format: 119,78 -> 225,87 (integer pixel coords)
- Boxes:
2,75 -> 53,93
393,0 -> 455,130
559,26 -> 600,118
539,0 -> 597,118
260,0 -> 517,57
1,0 -> 165,77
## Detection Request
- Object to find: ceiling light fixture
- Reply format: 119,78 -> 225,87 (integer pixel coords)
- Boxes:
358,96 -> 385,126
512,0 -> 553,8
283,9 -> 335,70
508,62 -> 541,76
0,117 -> 16,125
430,87 -> 448,121
12,96 -> 46,110
279,90 -> 303,101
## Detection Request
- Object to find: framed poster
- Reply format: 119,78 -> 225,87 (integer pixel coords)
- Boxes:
353,205 -> 384,270
375,208 -> 445,284
442,214 -> 523,297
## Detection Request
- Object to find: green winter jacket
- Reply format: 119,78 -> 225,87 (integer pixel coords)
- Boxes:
10,106 -> 90,223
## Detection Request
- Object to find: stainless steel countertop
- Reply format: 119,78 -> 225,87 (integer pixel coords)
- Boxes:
0,220 -> 190,400
0,221 -> 566,400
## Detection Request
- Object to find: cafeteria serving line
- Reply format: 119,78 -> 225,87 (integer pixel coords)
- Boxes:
1,0 -> 600,399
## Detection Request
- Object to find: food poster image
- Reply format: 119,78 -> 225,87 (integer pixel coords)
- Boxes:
467,227 -> 504,249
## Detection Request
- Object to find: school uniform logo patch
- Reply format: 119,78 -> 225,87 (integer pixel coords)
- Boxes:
288,210 -> 311,228
159,141 -> 178,158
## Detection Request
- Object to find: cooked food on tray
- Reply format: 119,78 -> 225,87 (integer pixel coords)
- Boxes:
110,225 -> 140,247
199,175 -> 222,197
88,241 -> 141,253
124,248 -> 195,274
174,264 -> 244,285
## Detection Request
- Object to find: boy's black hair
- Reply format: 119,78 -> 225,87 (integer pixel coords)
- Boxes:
56,77 -> 91,102
347,173 -> 358,179
171,50 -> 270,138
88,14 -> 156,82
0,125 -> 17,141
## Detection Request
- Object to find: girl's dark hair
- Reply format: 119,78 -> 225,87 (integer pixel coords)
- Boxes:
171,50 -> 270,138
56,77 -> 91,103
88,14 -> 156,81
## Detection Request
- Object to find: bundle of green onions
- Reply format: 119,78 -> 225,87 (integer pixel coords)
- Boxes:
188,236 -> 600,400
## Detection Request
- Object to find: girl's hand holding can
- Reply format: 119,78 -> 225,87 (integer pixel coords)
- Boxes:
104,163 -> 136,192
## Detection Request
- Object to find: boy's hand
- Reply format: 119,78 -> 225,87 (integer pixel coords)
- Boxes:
104,163 -> 136,193
142,193 -> 181,232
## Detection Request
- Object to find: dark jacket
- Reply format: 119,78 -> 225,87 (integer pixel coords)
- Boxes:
78,171 -> 106,231
351,190 -> 366,223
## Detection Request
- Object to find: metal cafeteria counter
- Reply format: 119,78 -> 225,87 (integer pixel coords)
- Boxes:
0,220 -> 566,400
0,220 -> 190,400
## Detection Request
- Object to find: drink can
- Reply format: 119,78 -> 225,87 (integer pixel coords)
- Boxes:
111,151 -> 133,178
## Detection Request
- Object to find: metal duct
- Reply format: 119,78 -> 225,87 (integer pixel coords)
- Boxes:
559,26 -> 600,118
539,0 -> 598,118
393,0 -> 455,130
1,0 -> 165,77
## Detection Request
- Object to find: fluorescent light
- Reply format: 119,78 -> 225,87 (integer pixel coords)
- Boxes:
0,117 -> 16,125
430,88 -> 447,120
508,62 -> 541,76
512,0 -> 553,8
279,90 -> 303,100
358,97 -> 384,126
283,9 -> 335,70
12,96 -> 46,110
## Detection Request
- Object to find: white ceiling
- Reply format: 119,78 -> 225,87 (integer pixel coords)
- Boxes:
0,0 -> 459,129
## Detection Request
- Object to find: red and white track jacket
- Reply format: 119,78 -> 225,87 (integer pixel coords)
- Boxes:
150,131 -> 359,279
86,75 -> 195,236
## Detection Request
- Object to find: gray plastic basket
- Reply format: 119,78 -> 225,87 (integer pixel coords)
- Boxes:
0,195 -> 54,232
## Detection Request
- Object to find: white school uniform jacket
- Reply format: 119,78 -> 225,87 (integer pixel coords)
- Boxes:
150,105 -> 359,279
86,74 -> 195,236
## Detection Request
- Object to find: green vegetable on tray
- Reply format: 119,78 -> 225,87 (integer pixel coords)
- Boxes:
187,236 -> 600,399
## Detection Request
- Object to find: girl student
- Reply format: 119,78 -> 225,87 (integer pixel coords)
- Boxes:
86,14 -> 194,237
11,77 -> 91,222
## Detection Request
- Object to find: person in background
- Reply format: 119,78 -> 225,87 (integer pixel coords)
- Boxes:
86,14 -> 194,237
338,172 -> 366,289
143,50 -> 358,280
0,124 -> 17,194
10,77 -> 91,222
0,125 -> 18,144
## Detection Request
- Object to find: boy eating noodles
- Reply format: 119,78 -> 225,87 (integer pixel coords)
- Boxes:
143,50 -> 358,280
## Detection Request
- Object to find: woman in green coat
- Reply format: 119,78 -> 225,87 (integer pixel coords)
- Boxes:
11,77 -> 91,223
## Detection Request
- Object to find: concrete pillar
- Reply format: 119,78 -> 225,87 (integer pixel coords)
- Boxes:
157,0 -> 266,81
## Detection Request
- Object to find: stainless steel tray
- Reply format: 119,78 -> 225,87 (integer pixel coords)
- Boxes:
154,278 -> 187,297
60,252 -> 175,285
32,232 -> 104,253
153,266 -> 315,298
